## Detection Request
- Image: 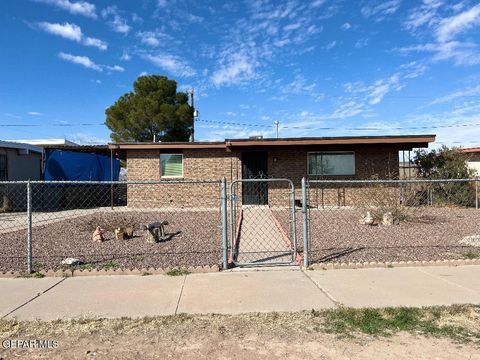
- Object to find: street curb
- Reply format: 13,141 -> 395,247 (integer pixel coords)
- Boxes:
0,265 -> 220,278
309,258 -> 480,270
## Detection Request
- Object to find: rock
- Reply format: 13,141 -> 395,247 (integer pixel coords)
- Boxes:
61,257 -> 82,266
359,211 -> 375,225
382,212 -> 394,226
459,235 -> 480,247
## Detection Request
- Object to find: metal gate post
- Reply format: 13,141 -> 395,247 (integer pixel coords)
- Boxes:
301,177 -> 309,268
26,181 -> 33,273
220,177 -> 228,270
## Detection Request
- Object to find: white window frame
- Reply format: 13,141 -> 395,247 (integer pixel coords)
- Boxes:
160,153 -> 184,178
307,151 -> 355,176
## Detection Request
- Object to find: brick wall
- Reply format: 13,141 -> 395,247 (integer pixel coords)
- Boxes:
126,146 -> 401,208
126,149 -> 241,208
267,146 -> 401,207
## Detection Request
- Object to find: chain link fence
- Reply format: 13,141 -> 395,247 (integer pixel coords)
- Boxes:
0,180 -> 224,273
304,179 -> 480,266
228,178 -> 297,266
2,178 -> 480,273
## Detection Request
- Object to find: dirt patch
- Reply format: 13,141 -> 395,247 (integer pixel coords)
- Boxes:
0,211 -> 221,272
1,307 -> 479,359
273,207 -> 480,264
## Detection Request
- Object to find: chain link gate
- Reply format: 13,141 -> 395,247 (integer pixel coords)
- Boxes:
228,178 -> 297,266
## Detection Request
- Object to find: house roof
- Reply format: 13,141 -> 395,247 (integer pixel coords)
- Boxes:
7,139 -> 79,147
0,140 -> 43,154
109,134 -> 436,151
463,147 -> 480,153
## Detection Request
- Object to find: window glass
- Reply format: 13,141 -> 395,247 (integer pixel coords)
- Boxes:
308,152 -> 355,175
160,154 -> 183,177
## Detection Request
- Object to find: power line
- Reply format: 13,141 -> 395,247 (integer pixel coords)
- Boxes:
197,118 -> 480,132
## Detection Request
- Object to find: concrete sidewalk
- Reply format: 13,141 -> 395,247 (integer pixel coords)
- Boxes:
1,265 -> 480,320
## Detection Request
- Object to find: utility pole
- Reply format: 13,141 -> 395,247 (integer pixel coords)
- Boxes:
274,121 -> 279,139
190,88 -> 195,142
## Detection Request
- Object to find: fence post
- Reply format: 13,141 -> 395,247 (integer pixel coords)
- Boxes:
476,179 -> 478,210
26,181 -> 33,273
220,177 -> 228,270
301,177 -> 309,268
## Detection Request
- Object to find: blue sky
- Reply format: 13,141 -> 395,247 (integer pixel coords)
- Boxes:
1,0 -> 480,147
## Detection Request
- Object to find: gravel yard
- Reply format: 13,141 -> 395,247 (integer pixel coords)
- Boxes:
273,206 -> 480,264
0,210 -> 221,272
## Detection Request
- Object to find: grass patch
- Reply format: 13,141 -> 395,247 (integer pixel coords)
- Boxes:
166,268 -> 190,276
102,260 -> 119,270
17,271 -> 45,278
323,305 -> 480,342
463,251 -> 479,260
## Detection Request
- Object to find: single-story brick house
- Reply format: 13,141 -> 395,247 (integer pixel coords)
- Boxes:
108,135 -> 435,208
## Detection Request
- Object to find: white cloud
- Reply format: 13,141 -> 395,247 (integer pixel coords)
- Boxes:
211,51 -> 257,86
137,31 -> 160,47
37,22 -> 82,41
37,22 -> 107,50
400,61 -> 427,78
34,0 -> 97,18
58,52 -> 102,71
341,22 -> 351,30
361,0 -> 401,21
105,65 -> 125,72
329,100 -> 366,119
398,41 -> 480,65
325,40 -> 337,50
143,54 -> 196,77
58,52 -> 124,72
354,38 -> 369,48
404,0 -> 442,32
121,52 -> 131,61
101,6 -> 131,34
429,84 -> 480,105
68,132 -> 108,145
436,4 -> 480,42
83,37 -> 107,51
27,111 -> 42,116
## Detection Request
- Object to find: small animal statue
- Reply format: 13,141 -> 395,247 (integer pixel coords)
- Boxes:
92,226 -> 106,242
382,211 -> 395,226
0,196 -> 12,213
143,221 -> 169,243
359,211 -> 375,226
124,225 -> 134,239
115,227 -> 125,240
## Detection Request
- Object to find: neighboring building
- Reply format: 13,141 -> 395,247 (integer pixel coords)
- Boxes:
7,138 -> 79,147
0,140 -> 42,181
463,147 -> 480,176
108,134 -> 435,208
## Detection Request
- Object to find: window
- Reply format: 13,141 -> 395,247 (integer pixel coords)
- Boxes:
308,152 -> 355,176
0,154 -> 7,181
160,154 -> 183,178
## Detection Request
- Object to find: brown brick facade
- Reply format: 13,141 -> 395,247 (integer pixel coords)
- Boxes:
126,146 -> 401,208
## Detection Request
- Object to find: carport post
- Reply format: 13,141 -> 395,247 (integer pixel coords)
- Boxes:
26,181 -> 33,273
301,177 -> 309,268
221,177 -> 228,270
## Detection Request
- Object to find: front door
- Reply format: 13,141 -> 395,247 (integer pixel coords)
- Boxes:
242,151 -> 268,205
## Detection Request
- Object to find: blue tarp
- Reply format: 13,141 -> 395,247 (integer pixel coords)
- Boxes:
44,149 -> 120,181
